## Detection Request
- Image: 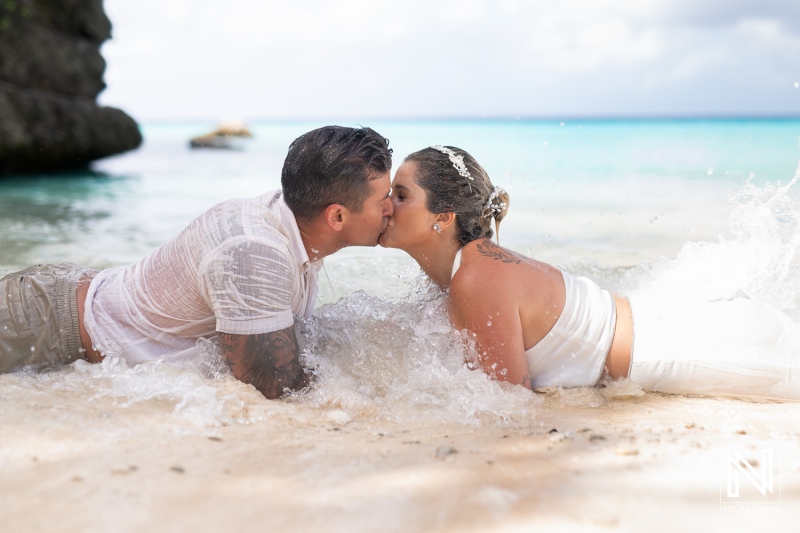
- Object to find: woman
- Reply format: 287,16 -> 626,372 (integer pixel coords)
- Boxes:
379,145 -> 800,400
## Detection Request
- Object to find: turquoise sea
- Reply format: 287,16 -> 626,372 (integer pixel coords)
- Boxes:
2,118 -> 799,274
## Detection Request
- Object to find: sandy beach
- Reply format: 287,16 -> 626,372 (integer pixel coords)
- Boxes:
4,0 -> 800,530
2,364 -> 797,533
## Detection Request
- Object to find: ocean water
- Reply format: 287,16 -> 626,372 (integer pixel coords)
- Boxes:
1,118 -> 800,429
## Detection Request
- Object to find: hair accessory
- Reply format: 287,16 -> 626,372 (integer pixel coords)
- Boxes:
484,186 -> 507,218
433,223 -> 442,234
430,145 -> 473,191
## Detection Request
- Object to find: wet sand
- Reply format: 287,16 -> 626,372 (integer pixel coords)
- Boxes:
2,375 -> 798,533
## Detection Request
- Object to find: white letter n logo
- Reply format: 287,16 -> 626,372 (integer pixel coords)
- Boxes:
727,449 -> 774,498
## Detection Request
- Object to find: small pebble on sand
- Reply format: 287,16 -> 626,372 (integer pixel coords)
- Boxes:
616,446 -> 639,456
435,446 -> 458,459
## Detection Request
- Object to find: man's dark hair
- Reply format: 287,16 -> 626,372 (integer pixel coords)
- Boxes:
281,126 -> 393,220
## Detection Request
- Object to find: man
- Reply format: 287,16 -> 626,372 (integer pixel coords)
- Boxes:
0,126 -> 394,399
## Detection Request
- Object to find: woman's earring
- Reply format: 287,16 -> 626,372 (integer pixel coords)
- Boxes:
433,223 -> 442,234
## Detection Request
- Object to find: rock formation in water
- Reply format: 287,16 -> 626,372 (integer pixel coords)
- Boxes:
0,0 -> 142,175
190,121 -> 253,149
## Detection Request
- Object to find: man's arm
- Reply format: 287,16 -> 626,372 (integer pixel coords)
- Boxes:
218,324 -> 309,399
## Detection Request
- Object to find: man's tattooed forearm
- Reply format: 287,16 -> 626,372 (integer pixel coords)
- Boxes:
476,239 -> 521,264
219,326 -> 308,399
243,327 -> 307,398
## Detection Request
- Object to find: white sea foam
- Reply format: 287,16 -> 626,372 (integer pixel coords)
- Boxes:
297,283 -> 540,426
628,163 -> 800,319
10,357 -> 230,427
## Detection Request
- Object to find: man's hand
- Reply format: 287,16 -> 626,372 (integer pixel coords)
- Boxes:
218,325 -> 309,399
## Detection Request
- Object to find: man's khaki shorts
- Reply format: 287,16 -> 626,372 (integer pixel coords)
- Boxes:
0,263 -> 97,373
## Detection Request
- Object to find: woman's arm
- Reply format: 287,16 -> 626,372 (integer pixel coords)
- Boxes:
448,275 -> 531,388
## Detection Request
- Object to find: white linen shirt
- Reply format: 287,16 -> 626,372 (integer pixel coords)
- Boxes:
82,190 -> 319,365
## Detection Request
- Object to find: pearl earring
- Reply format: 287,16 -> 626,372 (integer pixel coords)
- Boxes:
433,223 -> 442,234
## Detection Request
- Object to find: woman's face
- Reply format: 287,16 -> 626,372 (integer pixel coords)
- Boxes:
380,161 -> 438,251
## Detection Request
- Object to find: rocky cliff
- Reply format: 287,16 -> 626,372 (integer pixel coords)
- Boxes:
0,0 -> 141,175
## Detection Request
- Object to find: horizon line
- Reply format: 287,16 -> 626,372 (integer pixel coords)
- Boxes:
133,112 -> 800,124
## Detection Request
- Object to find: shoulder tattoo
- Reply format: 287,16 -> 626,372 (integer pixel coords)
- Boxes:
476,239 -> 521,264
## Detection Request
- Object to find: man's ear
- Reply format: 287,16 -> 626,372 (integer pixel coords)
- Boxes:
324,204 -> 347,232
436,212 -> 456,231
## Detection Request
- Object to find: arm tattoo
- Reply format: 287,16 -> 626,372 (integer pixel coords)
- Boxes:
476,239 -> 521,264
218,325 -> 308,399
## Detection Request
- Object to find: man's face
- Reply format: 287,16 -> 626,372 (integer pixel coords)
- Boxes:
341,170 -> 394,247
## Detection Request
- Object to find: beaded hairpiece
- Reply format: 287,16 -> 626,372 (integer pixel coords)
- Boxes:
484,186 -> 507,218
430,145 -> 474,191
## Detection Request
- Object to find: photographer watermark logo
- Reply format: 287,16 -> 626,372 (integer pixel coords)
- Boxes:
720,448 -> 780,507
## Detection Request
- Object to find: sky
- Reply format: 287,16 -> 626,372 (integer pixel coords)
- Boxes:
98,0 -> 800,121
